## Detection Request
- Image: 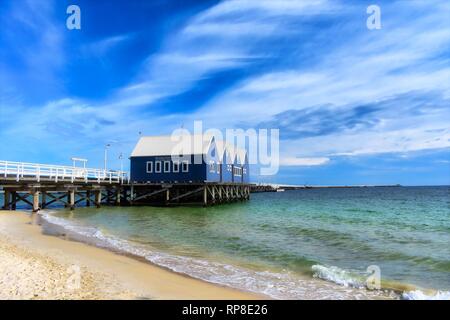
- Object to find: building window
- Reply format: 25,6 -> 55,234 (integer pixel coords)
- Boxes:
173,161 -> 180,173
182,161 -> 189,172
164,161 -> 170,173
217,164 -> 221,174
155,161 -> 161,173
146,161 -> 153,173
243,168 -> 247,175
227,164 -> 232,172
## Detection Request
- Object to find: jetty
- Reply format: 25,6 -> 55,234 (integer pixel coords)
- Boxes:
0,160 -> 250,212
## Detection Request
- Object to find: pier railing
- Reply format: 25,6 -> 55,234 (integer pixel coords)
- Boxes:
0,160 -> 129,184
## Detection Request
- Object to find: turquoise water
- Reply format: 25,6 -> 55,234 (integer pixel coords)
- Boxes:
41,186 -> 449,299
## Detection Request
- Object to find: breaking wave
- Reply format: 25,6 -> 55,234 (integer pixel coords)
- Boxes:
312,264 -> 450,300
312,264 -> 367,289
402,290 -> 450,300
39,211 -> 406,300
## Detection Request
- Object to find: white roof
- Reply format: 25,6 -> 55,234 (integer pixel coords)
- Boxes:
131,134 -> 211,157
131,134 -> 247,163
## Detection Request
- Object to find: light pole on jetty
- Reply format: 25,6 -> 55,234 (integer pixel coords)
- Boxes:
104,143 -> 111,171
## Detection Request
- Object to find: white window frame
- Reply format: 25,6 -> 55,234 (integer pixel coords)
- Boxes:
217,164 -> 221,174
173,161 -> 180,173
182,161 -> 189,172
146,161 -> 153,173
164,161 -> 171,173
155,161 -> 162,173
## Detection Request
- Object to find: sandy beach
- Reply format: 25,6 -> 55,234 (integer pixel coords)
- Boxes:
0,210 -> 262,300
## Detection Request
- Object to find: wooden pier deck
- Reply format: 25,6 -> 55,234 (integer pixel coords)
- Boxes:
0,160 -> 250,211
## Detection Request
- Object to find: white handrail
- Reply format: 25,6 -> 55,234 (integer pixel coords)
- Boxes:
0,160 -> 128,184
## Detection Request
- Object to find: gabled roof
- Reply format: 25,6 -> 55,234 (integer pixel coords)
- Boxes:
131,134 -> 213,157
131,134 -> 247,163
213,139 -> 227,161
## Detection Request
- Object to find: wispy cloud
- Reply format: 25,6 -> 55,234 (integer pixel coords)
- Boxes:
106,0 -> 335,111
0,0 -> 64,103
281,157 -> 330,166
81,34 -> 133,56
186,0 -> 450,164
1,0 -> 449,184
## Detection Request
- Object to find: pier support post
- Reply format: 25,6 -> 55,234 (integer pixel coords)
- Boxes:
68,189 -> 75,210
3,190 -> 10,210
166,189 -> 170,205
95,190 -> 101,208
115,188 -> 121,206
130,185 -> 134,205
32,190 -> 40,213
203,186 -> 208,206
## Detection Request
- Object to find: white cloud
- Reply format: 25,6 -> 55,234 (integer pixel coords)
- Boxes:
281,157 -> 330,166
81,34 -> 132,56
187,0 -> 450,160
107,0 -> 336,111
197,0 -> 336,20
3,0 -> 449,170
0,0 -> 64,91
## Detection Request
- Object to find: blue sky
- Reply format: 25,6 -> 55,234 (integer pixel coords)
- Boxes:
0,0 -> 449,185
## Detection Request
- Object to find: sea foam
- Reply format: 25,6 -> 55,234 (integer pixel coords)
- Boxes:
40,211 -> 398,300
402,290 -> 450,300
312,264 -> 366,289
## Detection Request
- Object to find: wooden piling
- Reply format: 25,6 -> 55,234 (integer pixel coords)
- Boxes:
32,190 -> 40,212
3,190 -> 10,210
115,188 -> 121,205
68,189 -> 75,210
203,186 -> 208,206
95,190 -> 101,208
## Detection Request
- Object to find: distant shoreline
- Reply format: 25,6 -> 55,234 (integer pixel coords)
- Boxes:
249,184 -> 449,192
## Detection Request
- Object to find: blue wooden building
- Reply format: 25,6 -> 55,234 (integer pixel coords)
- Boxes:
130,135 -> 249,184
